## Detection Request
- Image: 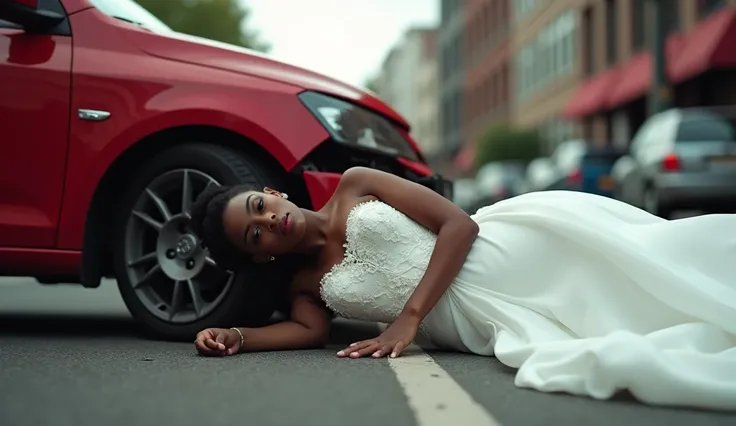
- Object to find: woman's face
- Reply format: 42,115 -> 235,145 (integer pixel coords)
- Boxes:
221,189 -> 307,261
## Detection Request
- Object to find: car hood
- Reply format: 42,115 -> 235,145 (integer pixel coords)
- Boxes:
127,30 -> 409,128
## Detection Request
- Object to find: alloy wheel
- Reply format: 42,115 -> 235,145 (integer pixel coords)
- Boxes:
123,169 -> 234,324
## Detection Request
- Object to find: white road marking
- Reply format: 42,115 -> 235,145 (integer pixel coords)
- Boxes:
387,342 -> 501,426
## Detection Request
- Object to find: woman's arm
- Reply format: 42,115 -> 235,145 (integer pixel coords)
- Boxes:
233,293 -> 332,353
336,167 -> 478,356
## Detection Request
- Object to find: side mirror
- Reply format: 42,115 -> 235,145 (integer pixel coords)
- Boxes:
0,0 -> 65,33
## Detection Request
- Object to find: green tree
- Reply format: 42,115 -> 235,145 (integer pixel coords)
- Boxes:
474,124 -> 543,169
135,0 -> 269,51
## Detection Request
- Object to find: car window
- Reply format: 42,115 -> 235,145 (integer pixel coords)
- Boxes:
552,140 -> 585,173
630,115 -> 658,153
631,111 -> 677,161
675,112 -> 735,142
87,0 -> 171,33
0,0 -> 67,29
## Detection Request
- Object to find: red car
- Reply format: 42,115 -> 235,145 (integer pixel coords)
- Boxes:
0,0 -> 451,339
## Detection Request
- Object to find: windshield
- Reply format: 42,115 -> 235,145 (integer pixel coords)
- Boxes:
88,0 -> 171,33
676,112 -> 736,142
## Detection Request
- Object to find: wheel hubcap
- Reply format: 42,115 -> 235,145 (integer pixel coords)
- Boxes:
123,169 -> 235,324
157,216 -> 207,281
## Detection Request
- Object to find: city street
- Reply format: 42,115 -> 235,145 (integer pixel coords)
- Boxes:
1,278 -> 733,426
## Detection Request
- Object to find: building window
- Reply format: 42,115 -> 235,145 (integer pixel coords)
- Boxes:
514,0 -> 540,21
516,45 -> 534,99
583,6 -> 594,76
605,0 -> 618,66
631,0 -> 646,52
516,9 -> 577,101
559,11 -> 576,74
698,0 -> 726,19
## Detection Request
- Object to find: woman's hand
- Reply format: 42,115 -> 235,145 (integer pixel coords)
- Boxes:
194,328 -> 242,356
337,315 -> 419,359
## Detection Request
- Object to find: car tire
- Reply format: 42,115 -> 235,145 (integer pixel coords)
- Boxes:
112,143 -> 283,341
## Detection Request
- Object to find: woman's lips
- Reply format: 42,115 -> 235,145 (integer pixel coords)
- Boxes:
279,213 -> 291,235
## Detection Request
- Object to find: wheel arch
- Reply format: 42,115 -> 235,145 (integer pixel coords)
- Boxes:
80,125 -> 288,288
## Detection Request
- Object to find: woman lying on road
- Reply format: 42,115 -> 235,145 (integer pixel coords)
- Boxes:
190,166 -> 736,411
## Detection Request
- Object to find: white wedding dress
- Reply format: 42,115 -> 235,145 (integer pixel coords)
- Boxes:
319,191 -> 736,410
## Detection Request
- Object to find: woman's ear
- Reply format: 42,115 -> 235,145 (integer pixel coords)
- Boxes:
263,187 -> 288,199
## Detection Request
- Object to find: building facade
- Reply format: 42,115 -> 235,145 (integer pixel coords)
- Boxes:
556,0 -> 736,149
461,0 -> 512,165
414,30 -> 442,156
510,0 -> 581,152
439,0 -> 736,171
439,0 -> 466,163
376,28 -> 439,155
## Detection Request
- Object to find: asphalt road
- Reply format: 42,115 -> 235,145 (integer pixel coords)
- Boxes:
1,278 -> 734,426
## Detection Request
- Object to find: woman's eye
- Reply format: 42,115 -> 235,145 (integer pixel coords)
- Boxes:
254,227 -> 261,243
257,199 -> 264,212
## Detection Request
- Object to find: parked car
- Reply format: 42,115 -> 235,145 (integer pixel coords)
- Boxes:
0,0 -> 451,340
467,161 -> 526,212
521,157 -> 558,193
577,147 -> 625,197
452,178 -> 480,212
545,139 -> 587,191
475,161 -> 526,200
612,107 -> 736,218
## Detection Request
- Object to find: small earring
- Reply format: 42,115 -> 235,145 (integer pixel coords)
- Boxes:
281,193 -> 288,200
270,256 -> 275,261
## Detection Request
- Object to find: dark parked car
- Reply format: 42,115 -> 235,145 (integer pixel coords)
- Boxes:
578,147 -> 625,197
529,140 -> 623,198
612,107 -> 736,218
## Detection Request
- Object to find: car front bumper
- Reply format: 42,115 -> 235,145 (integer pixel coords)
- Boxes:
655,171 -> 736,209
301,169 -> 453,210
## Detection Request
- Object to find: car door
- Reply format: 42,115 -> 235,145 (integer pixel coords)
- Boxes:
0,0 -> 72,247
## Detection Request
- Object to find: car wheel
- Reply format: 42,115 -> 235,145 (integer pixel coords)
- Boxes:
113,143 -> 282,341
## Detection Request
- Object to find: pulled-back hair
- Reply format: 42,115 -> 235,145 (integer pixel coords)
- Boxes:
188,184 -> 253,271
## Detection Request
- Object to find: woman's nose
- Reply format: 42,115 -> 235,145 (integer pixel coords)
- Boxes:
266,213 -> 278,231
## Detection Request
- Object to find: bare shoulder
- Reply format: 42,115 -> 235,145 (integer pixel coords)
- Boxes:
336,166 -> 384,193
290,268 -> 321,299
331,168 -> 382,210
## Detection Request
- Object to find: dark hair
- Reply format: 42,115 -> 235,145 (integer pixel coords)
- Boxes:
188,184 -> 253,272
188,184 -> 312,313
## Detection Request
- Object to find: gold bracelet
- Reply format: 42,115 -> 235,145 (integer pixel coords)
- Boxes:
230,327 -> 244,349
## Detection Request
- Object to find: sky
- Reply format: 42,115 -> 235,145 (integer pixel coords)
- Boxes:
244,0 -> 439,87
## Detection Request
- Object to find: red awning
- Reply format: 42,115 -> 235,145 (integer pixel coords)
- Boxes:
562,68 -> 621,119
671,8 -> 736,82
606,34 -> 686,108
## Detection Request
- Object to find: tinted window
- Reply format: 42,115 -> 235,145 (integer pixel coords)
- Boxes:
676,113 -> 735,142
0,0 -> 67,29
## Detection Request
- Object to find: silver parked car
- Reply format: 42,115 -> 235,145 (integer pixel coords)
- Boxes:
613,107 -> 736,218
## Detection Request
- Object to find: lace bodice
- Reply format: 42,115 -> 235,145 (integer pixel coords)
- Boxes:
319,200 -> 437,324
